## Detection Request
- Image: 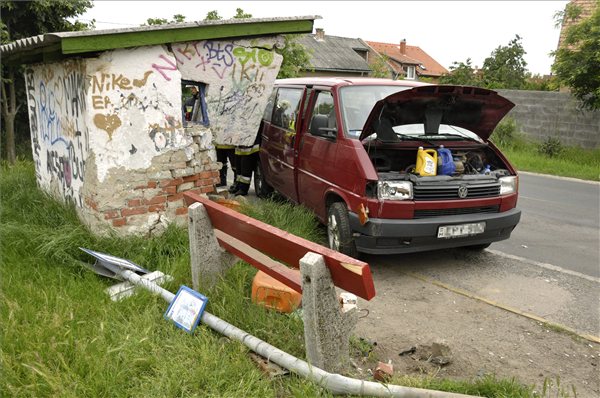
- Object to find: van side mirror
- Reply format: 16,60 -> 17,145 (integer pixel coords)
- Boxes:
310,114 -> 337,139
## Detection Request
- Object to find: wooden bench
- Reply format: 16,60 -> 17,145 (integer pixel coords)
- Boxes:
183,191 -> 376,372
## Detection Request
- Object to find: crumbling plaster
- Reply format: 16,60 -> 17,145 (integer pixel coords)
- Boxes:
25,36 -> 283,236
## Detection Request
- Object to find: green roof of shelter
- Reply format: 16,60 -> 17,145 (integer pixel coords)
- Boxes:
0,16 -> 318,65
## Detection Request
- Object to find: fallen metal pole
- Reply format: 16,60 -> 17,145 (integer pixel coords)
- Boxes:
113,267 -> 480,398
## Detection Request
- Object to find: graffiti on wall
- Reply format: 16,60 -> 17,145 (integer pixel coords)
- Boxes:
172,38 -> 283,147
25,60 -> 89,206
86,47 -> 188,183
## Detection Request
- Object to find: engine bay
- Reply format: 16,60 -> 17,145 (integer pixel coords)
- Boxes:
364,143 -> 512,182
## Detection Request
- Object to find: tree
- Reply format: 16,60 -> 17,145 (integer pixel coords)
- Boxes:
481,35 -> 528,89
370,54 -> 392,79
145,14 -> 186,25
439,58 -> 482,86
552,2 -> 600,110
233,8 -> 252,19
204,10 -> 222,21
0,0 -> 93,164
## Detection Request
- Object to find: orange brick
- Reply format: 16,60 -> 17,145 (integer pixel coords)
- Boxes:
144,195 -> 167,205
160,178 -> 184,188
198,171 -> 213,179
183,174 -> 201,183
147,181 -> 158,189
162,186 -> 177,195
175,206 -> 188,215
127,198 -> 142,207
104,210 -> 120,220
112,218 -> 127,227
200,186 -> 214,193
149,204 -> 166,212
121,206 -> 148,217
167,192 -> 184,202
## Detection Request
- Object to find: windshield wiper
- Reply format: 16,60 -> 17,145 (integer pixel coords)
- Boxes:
393,133 -> 436,146
434,133 -> 481,142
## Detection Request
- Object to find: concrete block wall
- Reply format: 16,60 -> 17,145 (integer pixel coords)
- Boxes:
496,89 -> 600,148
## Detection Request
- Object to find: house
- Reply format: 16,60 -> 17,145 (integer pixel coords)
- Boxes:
296,28 -> 372,77
0,16 -> 315,236
557,0 -> 597,50
366,39 -> 448,81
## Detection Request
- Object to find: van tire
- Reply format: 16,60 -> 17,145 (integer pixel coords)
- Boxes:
327,202 -> 358,258
254,162 -> 274,198
462,243 -> 491,251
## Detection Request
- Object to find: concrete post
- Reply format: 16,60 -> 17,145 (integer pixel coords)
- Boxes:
300,252 -> 358,373
188,202 -> 235,290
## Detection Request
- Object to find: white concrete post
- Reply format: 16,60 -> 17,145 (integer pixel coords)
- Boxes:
188,202 -> 235,290
300,252 -> 358,373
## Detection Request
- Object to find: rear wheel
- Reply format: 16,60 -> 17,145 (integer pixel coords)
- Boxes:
254,161 -> 274,198
327,202 -> 358,258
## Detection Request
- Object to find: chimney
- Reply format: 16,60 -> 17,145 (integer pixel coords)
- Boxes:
315,28 -> 325,41
400,39 -> 406,55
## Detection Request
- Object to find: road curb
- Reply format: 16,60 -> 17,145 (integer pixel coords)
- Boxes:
519,171 -> 599,185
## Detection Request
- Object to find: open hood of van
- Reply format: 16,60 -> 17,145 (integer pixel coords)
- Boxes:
359,85 -> 515,142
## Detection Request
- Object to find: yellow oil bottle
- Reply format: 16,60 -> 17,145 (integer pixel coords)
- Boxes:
415,146 -> 438,176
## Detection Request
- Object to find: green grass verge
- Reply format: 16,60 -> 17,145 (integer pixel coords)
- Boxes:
1,160 -> 567,397
500,144 -> 600,181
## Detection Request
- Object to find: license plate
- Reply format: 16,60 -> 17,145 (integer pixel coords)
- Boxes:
437,222 -> 486,239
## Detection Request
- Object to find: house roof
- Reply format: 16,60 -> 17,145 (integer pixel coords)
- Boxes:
366,41 -> 449,77
0,16 -> 317,65
297,34 -> 371,73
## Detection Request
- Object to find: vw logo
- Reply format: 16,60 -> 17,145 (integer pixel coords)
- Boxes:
458,185 -> 469,198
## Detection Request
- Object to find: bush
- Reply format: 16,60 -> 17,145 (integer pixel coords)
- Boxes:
491,117 -> 518,148
538,137 -> 564,158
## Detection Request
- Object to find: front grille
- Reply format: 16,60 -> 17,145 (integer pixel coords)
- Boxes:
414,205 -> 500,219
413,183 -> 500,200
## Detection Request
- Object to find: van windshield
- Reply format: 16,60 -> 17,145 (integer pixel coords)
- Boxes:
339,85 -> 412,138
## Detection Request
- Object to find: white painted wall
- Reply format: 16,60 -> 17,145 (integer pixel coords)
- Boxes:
86,46 -> 190,182
173,37 -> 284,147
25,59 -> 89,207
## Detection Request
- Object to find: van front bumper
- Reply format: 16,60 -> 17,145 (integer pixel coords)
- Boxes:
348,208 -> 521,255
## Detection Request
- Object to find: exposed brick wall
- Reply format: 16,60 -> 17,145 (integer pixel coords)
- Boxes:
86,170 -> 219,230
496,89 -> 600,148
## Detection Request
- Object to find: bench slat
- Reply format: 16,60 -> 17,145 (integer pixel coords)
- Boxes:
215,230 -> 302,293
184,192 -> 375,300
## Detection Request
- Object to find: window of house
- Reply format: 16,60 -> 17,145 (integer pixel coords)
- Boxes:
405,66 -> 416,80
181,81 -> 209,126
272,88 -> 303,131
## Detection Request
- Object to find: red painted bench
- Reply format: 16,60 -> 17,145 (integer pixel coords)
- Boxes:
183,192 -> 376,300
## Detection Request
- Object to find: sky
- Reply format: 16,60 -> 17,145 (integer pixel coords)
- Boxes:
77,1 -> 570,76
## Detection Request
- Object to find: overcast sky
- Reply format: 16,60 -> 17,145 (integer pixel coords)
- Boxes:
78,1 -> 569,76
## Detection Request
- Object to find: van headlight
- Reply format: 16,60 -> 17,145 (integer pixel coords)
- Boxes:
377,181 -> 413,200
499,176 -> 517,195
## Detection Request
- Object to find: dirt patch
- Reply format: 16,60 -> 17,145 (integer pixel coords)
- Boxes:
352,270 -> 600,397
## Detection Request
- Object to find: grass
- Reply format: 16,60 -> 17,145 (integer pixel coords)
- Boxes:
1,160 -> 570,397
500,144 -> 600,181
491,117 -> 600,182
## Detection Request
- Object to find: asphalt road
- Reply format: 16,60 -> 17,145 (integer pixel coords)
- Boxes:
491,172 -> 600,278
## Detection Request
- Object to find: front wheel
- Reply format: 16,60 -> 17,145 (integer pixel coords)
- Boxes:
327,202 -> 358,258
462,243 -> 491,251
254,161 -> 274,198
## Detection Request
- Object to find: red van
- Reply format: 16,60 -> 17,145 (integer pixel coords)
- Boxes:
255,78 -> 521,257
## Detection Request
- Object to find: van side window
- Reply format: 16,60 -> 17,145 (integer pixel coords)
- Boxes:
309,91 -> 336,135
272,88 -> 303,131
263,88 -> 278,122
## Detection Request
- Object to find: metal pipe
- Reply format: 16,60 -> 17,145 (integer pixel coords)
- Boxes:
116,269 -> 480,398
